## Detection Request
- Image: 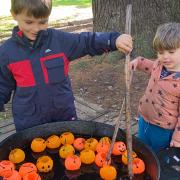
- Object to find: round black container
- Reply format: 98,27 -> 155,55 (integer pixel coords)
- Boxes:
0,120 -> 160,180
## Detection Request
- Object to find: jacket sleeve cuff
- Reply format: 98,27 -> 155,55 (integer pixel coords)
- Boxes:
110,32 -> 121,51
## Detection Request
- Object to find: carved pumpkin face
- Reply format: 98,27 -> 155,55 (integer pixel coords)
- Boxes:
9,148 -> 25,164
19,162 -> 37,178
65,155 -> 81,171
73,138 -> 85,151
99,137 -> 111,145
60,132 -> 75,145
133,158 -> 145,174
31,138 -> 46,153
122,150 -> 137,165
2,170 -> 21,180
95,152 -> 111,167
112,141 -> 126,155
36,155 -> 53,173
59,144 -> 75,159
0,160 -> 15,177
84,138 -> 98,151
100,165 -> 117,180
80,149 -> 95,164
96,142 -> 110,154
23,171 -> 41,180
46,135 -> 61,149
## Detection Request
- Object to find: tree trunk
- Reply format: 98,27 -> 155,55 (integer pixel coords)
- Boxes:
92,0 -> 180,57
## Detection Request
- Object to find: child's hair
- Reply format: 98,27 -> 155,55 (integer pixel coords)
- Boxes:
11,0 -> 52,18
153,22 -> 180,51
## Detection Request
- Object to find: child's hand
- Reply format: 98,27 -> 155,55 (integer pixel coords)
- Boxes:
115,34 -> 133,54
170,139 -> 180,147
130,57 -> 141,71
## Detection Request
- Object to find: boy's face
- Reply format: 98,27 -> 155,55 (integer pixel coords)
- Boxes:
12,11 -> 49,41
158,48 -> 180,71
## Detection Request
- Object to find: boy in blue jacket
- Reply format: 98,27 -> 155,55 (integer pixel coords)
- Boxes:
0,0 -> 133,131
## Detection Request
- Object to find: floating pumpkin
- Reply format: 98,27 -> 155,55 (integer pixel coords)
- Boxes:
31,138 -> 46,153
112,141 -> 126,155
122,150 -> 137,165
84,138 -> 98,151
99,137 -> 111,144
65,155 -> 81,171
0,160 -> 15,177
60,132 -> 75,145
9,148 -> 25,164
19,162 -> 37,178
23,171 -> 41,180
59,144 -> 75,159
46,135 -> 61,149
133,158 -> 145,174
95,152 -> 111,167
100,165 -> 117,180
2,170 -> 21,180
36,155 -> 53,173
73,137 -> 85,151
96,142 -> 110,153
80,149 -> 95,164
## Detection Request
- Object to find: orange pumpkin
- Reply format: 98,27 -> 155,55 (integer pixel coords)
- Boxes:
122,150 -> 137,165
0,160 -> 15,177
23,171 -> 41,180
31,138 -> 46,153
80,149 -> 95,164
19,162 -> 37,178
46,135 -> 61,149
133,158 -> 145,174
59,144 -> 75,159
112,141 -> 126,155
60,132 -> 75,145
100,165 -> 117,180
36,155 -> 53,173
73,137 -> 85,151
84,138 -> 98,151
96,142 -> 110,153
9,148 -> 25,164
65,155 -> 81,171
99,137 -> 111,144
95,152 -> 111,167
2,170 -> 21,180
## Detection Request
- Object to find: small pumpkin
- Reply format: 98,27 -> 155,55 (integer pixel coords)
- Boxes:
46,135 -> 61,149
23,171 -> 41,180
99,137 -> 111,144
133,158 -> 145,174
9,148 -> 25,164
100,165 -> 117,180
0,160 -> 15,177
96,142 -> 110,153
2,170 -> 21,180
36,155 -> 53,173
84,138 -> 98,151
95,152 -> 111,167
31,138 -> 46,153
19,162 -> 37,178
59,144 -> 75,159
65,155 -> 81,171
112,141 -> 126,155
60,132 -> 75,145
122,150 -> 137,165
73,137 -> 85,151
80,149 -> 95,164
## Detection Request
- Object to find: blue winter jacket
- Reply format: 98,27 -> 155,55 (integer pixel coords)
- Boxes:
0,26 -> 120,131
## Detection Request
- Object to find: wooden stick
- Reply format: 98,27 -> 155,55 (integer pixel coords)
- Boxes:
125,4 -> 133,179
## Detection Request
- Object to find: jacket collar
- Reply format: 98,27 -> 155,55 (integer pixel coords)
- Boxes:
12,26 -> 48,49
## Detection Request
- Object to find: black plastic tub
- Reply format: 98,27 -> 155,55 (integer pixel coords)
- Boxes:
0,120 -> 160,180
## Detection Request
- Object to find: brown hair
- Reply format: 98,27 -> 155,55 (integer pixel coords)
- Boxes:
11,0 -> 52,18
153,22 -> 180,51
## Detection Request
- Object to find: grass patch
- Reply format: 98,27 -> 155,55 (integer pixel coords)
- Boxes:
53,0 -> 91,7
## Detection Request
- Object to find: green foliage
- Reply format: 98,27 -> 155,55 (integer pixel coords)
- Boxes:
52,0 -> 91,7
